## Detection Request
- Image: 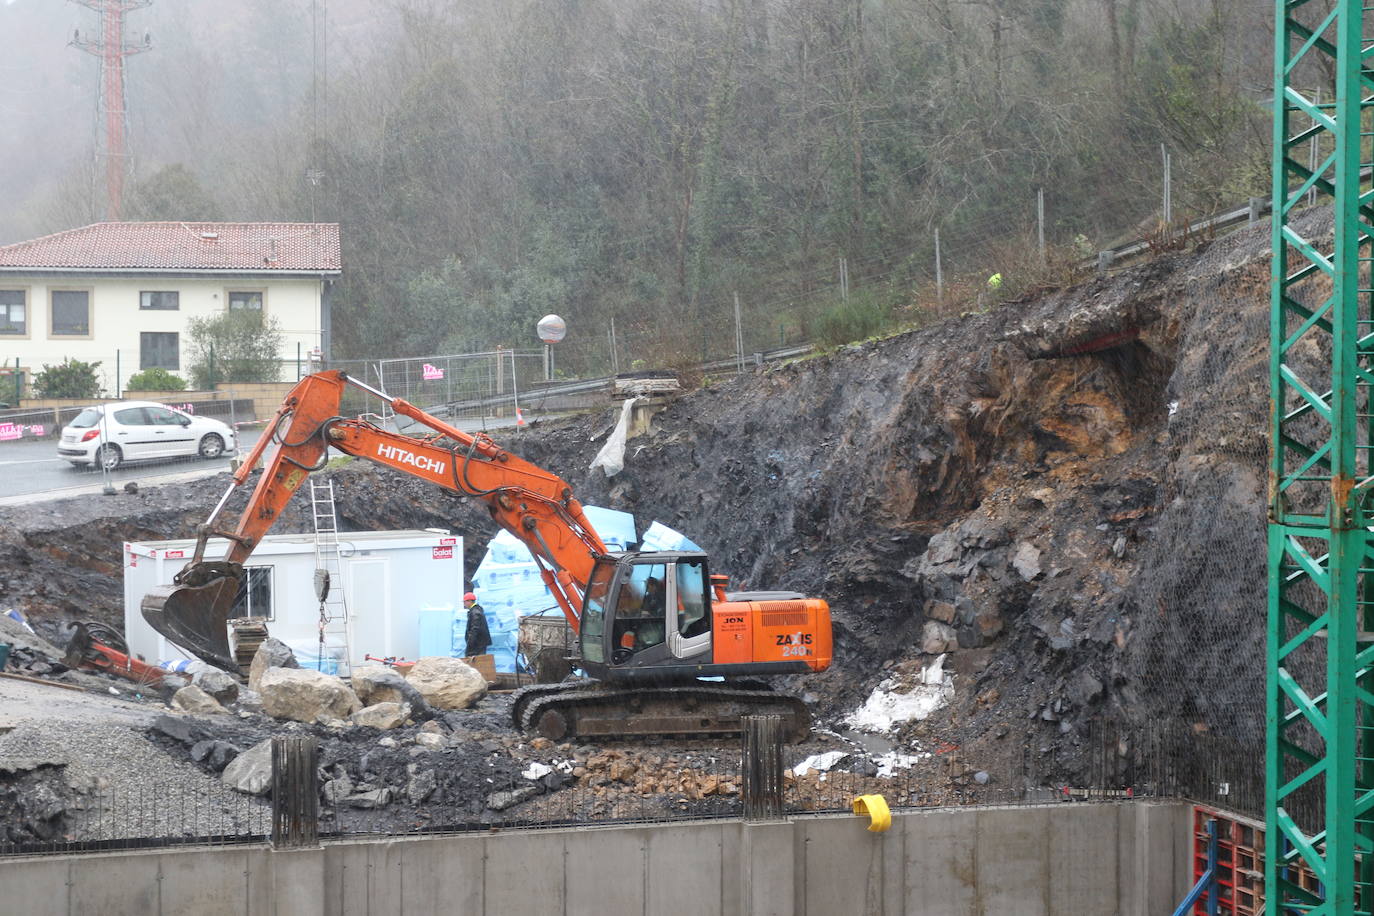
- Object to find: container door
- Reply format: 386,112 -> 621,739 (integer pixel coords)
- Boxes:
346,558 -> 390,664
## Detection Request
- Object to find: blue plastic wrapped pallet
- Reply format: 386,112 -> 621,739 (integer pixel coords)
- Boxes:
418,605 -> 456,658
466,509 -> 699,673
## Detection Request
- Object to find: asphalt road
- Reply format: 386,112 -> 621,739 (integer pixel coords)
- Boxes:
0,410 -> 545,505
0,429 -> 264,504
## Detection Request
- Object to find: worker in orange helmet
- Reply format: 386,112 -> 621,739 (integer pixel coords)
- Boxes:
463,591 -> 491,657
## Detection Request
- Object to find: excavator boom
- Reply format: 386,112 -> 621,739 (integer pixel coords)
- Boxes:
142,370 -> 607,670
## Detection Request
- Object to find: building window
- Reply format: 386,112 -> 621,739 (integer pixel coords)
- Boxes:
140,332 -> 179,370
228,290 -> 263,311
0,290 -> 24,335
231,566 -> 273,620
140,291 -> 179,310
51,289 -> 91,336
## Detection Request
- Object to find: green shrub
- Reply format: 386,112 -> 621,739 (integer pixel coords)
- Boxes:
125,368 -> 187,391
32,359 -> 103,399
186,310 -> 284,388
812,291 -> 893,347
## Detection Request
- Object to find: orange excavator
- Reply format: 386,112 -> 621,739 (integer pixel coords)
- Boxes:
141,370 -> 831,741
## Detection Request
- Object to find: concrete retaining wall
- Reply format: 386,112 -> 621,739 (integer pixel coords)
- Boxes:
3,801 -> 1192,916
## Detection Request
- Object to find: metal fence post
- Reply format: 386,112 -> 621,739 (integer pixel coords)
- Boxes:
741,715 -> 784,820
271,735 -> 320,848
934,227 -> 943,303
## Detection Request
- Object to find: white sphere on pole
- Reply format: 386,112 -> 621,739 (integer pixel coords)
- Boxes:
537,314 -> 567,343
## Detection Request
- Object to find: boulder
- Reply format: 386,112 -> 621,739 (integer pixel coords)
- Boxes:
352,665 -> 435,718
235,688 -> 264,713
921,620 -> 958,655
322,772 -> 353,806
404,657 -> 487,710
170,684 -> 228,716
192,669 -> 240,705
221,738 -> 274,796
924,600 -> 957,624
152,713 -> 210,746
350,702 -> 410,730
346,787 -> 394,809
414,731 -> 445,750
351,665 -> 405,705
486,785 -> 540,811
406,768 -> 437,805
190,740 -> 241,771
247,638 -> 299,693
258,668 -> 360,723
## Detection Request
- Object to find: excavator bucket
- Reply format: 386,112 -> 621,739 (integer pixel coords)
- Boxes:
141,564 -> 243,672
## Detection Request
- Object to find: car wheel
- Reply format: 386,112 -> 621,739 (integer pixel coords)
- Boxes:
96,444 -> 122,471
198,433 -> 225,459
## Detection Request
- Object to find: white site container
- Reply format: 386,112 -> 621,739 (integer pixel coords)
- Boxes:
122,529 -> 464,671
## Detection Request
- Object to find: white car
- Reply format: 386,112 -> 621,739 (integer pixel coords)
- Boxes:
58,401 -> 237,471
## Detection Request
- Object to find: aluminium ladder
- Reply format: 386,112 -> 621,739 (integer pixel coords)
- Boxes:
310,479 -> 352,675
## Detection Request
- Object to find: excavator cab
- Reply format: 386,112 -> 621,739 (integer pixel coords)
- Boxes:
577,551 -> 716,679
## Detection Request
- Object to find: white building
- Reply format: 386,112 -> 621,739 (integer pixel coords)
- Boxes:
122,530 -> 463,672
0,221 -> 341,394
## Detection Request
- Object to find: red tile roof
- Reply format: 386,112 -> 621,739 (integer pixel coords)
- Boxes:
0,222 -> 341,273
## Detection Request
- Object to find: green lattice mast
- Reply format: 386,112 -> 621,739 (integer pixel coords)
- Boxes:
1269,0 -> 1374,912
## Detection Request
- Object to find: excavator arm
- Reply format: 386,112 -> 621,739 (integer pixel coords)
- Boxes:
142,370 -> 608,671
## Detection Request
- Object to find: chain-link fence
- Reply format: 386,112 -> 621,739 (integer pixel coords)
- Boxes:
325,350 -> 549,423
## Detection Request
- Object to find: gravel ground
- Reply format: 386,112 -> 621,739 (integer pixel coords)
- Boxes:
0,717 -> 268,844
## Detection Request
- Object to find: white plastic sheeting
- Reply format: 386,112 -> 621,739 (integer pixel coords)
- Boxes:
845,654 -> 955,733
589,397 -> 640,477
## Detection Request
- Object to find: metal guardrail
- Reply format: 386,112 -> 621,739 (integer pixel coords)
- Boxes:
1089,197 -> 1272,272
428,343 -> 816,417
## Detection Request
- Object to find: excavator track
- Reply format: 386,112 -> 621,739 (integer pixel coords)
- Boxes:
509,682 -> 573,730
513,682 -> 812,743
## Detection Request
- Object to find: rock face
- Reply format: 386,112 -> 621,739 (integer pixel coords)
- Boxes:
351,702 -> 410,730
258,668 -> 360,723
221,738 -> 274,795
171,684 -> 228,716
248,638 -> 299,693
192,669 -> 240,705
921,621 -> 958,655
404,657 -> 487,710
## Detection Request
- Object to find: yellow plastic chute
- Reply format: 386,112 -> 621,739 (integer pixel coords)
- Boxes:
852,794 -> 891,833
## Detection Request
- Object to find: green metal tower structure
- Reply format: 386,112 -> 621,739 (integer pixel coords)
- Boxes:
1270,0 -> 1374,912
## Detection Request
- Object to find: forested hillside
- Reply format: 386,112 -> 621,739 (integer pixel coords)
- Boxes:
6,0 -> 1276,367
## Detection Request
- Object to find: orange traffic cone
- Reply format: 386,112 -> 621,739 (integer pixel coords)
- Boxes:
516,408 -> 526,426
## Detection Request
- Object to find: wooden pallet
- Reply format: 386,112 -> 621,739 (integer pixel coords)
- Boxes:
230,618 -> 269,668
